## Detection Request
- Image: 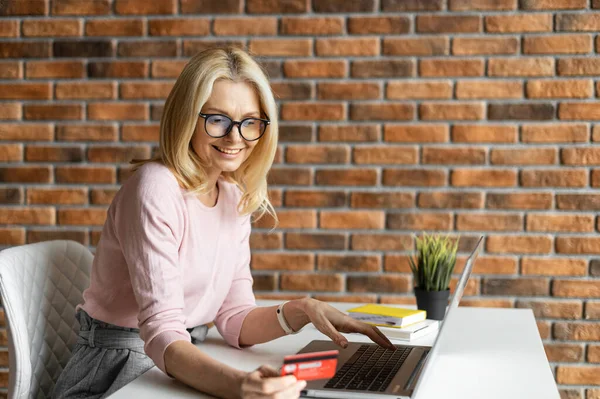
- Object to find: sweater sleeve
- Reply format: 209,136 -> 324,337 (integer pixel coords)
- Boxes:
214,213 -> 258,348
113,171 -> 190,374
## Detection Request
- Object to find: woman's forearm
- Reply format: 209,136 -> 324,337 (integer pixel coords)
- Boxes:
239,298 -> 312,346
164,340 -> 246,399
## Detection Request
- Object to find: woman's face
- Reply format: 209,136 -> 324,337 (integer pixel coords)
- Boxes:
191,79 -> 262,176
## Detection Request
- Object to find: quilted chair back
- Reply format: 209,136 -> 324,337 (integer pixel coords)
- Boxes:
0,240 -> 93,399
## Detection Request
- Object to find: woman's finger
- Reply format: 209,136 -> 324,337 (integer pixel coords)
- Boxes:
244,368 -> 297,395
347,320 -> 396,350
315,316 -> 349,348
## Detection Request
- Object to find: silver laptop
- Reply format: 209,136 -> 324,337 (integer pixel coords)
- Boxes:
298,236 -> 484,399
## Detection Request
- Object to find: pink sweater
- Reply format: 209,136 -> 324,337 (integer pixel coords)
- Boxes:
80,162 -> 257,373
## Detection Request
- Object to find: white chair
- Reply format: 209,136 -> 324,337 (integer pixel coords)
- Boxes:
0,240 -> 93,399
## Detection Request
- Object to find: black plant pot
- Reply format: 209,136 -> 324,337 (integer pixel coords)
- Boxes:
414,288 -> 450,321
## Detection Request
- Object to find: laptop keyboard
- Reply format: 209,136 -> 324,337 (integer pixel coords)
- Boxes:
324,344 -> 412,392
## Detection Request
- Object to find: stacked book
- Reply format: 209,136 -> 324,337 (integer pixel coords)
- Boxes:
347,304 -> 439,341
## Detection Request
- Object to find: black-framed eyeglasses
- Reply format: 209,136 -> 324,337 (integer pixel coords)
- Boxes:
198,112 -> 270,142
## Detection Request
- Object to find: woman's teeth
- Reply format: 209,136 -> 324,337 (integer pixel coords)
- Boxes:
214,146 -> 242,155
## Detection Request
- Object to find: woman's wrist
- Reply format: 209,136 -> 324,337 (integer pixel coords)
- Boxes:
282,297 -> 312,333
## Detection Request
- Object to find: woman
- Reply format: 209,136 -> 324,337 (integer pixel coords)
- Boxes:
52,47 -> 394,399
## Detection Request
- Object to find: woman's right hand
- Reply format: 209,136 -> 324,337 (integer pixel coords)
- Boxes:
239,365 -> 306,399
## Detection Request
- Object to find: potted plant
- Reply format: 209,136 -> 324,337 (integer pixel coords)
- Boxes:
408,233 -> 459,320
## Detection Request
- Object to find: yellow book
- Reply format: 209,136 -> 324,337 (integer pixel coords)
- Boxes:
346,304 -> 426,328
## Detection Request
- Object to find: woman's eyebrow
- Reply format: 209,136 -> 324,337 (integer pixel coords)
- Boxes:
203,107 -> 260,118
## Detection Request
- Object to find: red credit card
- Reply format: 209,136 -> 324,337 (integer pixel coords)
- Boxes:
281,350 -> 339,381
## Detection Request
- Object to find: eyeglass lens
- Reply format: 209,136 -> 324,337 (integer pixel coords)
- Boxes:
205,115 -> 266,141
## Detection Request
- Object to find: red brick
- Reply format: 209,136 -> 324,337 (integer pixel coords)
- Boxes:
351,60 -> 415,78
26,61 -> 83,79
88,61 -> 148,78
589,345 -> 600,362
320,211 -> 384,229
456,213 -> 523,232
58,209 -> 107,226
281,274 -> 343,292
489,103 -> 555,121
55,166 -> 115,184
462,256 -> 517,275
383,37 -> 449,56
351,103 -> 414,121
56,124 -> 117,142
249,232 -> 282,250
452,125 -> 517,143
286,145 -> 349,164
556,237 -> 600,255
316,169 -> 377,186
387,81 -> 452,100
521,0 -> 586,9
387,212 -> 452,231
0,61 -> 22,79
117,40 -> 176,57
0,208 -> 55,225
488,57 -> 554,77
556,194 -> 600,210
0,144 -> 22,164
527,79 -> 592,99
0,41 -> 50,58
318,82 -> 380,100
27,188 -> 87,205
214,17 -> 276,36
281,17 -> 342,35
249,39 -> 311,56
24,104 -> 82,121
120,82 -> 173,100
115,0 -> 175,14
554,323 -> 600,342
285,233 -> 346,250
281,103 -> 345,121
86,18 -> 145,36
460,298 -> 514,308
452,169 -> 517,187
558,58 -> 600,76
419,59 -> 484,77
560,103 -> 600,120
521,169 -> 587,188
450,0 -> 516,9
347,16 -> 410,34
254,210 -> 316,229
0,103 -> 20,120
56,82 -> 115,100
491,148 -> 557,165
283,60 -> 346,78
22,19 -> 81,37
385,125 -> 448,142
273,82 -> 312,100
182,39 -> 245,56
0,21 -> 19,37
319,125 -> 379,142
0,124 -> 52,141
151,60 -> 186,78
88,102 -> 148,121
251,253 -> 314,271
119,125 -> 158,142
353,146 -> 417,165
383,169 -> 447,186
521,258 -> 588,276
0,83 -> 50,100
0,228 -> 25,245
279,125 -> 312,142
382,0 -> 443,11
422,147 -> 485,165
518,300 -> 583,319
522,124 -> 588,143
90,188 -> 119,205
562,148 -> 600,165
586,302 -> 600,319
25,145 -> 83,162
487,235 -> 553,254
317,255 -> 381,272
557,14 -> 600,31
87,145 -> 151,163
52,0 -> 110,15
285,191 -> 345,208
457,80 -> 522,100
316,38 -> 379,57
247,0 -> 307,13
417,15 -> 481,33
347,275 -> 411,294
350,192 -> 414,209
453,37 -> 519,55
593,170 -> 600,188
420,102 -> 485,121
524,35 -> 592,55
418,192 -> 483,209
486,14 -> 552,33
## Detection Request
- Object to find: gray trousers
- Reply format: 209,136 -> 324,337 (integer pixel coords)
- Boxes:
51,310 -> 155,399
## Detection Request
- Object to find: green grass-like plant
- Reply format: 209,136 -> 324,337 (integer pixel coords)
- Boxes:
409,233 -> 459,292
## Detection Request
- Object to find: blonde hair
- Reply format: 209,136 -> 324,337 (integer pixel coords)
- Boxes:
131,47 -> 278,223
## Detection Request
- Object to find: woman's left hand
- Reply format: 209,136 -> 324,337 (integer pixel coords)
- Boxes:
286,298 -> 396,351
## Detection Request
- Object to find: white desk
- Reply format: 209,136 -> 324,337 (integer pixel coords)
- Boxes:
110,300 -> 559,399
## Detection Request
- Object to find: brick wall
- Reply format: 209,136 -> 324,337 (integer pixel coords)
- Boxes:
1,0 -> 600,396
